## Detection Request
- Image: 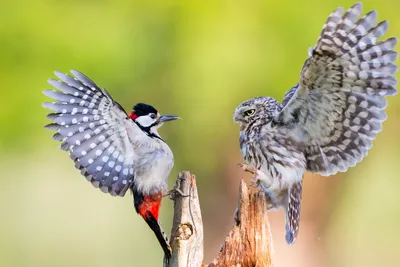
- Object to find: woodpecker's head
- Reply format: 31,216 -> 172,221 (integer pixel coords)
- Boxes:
129,103 -> 179,137
233,97 -> 282,130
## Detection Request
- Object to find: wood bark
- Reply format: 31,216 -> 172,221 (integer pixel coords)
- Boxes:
165,171 -> 274,267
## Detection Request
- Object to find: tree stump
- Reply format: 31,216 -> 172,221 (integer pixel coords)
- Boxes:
164,171 -> 274,267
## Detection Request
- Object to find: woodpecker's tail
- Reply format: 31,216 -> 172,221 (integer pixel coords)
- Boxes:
144,213 -> 172,260
132,188 -> 172,260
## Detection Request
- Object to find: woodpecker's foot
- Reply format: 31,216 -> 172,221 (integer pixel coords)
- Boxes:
165,188 -> 190,199
166,177 -> 191,200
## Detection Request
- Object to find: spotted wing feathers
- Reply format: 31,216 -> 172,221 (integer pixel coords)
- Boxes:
43,70 -> 137,196
277,3 -> 397,176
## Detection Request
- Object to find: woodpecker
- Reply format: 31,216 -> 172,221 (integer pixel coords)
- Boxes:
234,3 -> 397,244
43,70 -> 179,259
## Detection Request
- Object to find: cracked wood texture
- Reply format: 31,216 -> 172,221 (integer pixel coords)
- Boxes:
164,171 -> 204,267
206,180 -> 274,267
165,172 -> 274,267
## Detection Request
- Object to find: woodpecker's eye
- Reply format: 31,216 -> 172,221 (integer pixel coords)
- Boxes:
149,113 -> 156,119
245,109 -> 255,116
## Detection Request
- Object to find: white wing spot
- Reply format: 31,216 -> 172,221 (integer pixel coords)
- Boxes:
75,140 -> 81,145
88,159 -> 94,164
72,118 -> 78,124
113,176 -> 118,181
102,156 -> 109,162
96,166 -> 102,171
70,99 -> 75,104
99,135 -> 106,142
108,146 -> 116,153
358,111 -> 368,118
123,169 -> 129,175
122,180 -> 127,185
108,161 -> 115,168
115,165 -> 121,172
83,108 -> 88,114
79,127 -> 85,132
360,101 -> 368,108
104,172 -> 110,177
81,151 -> 87,156
95,149 -> 102,156
83,116 -> 89,122
90,143 -> 97,149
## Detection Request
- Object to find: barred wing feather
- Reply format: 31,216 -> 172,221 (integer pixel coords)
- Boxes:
276,3 -> 397,176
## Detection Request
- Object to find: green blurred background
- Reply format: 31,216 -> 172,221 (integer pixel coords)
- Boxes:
1,0 -> 399,266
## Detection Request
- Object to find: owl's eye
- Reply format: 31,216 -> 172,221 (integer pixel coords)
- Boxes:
150,113 -> 156,119
245,109 -> 255,116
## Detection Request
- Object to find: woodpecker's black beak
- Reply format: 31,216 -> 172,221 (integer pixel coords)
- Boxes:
159,115 -> 179,123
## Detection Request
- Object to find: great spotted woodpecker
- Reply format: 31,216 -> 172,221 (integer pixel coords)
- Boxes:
43,70 -> 179,259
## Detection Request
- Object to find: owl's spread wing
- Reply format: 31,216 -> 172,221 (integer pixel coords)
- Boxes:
43,70 -> 139,196
275,3 -> 397,176
281,83 -> 299,107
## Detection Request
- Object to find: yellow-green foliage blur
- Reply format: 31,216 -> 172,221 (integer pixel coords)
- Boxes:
1,1 -> 399,267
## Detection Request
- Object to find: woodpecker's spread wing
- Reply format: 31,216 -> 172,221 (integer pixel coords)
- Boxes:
43,70 -> 139,196
276,3 -> 397,176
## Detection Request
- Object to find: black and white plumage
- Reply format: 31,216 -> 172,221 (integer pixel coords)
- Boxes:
43,70 -> 179,259
234,3 -> 397,245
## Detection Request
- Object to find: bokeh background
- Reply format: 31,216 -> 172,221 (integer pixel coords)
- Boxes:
1,0 -> 399,266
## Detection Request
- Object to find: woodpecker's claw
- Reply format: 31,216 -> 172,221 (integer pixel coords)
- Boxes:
165,188 -> 190,199
165,176 -> 191,200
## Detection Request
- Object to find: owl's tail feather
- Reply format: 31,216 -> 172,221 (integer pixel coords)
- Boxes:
285,181 -> 302,245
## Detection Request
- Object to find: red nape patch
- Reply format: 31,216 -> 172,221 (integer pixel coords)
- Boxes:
129,111 -> 138,120
138,193 -> 162,221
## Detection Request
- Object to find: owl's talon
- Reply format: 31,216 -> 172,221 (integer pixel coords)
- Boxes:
237,163 -> 257,175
